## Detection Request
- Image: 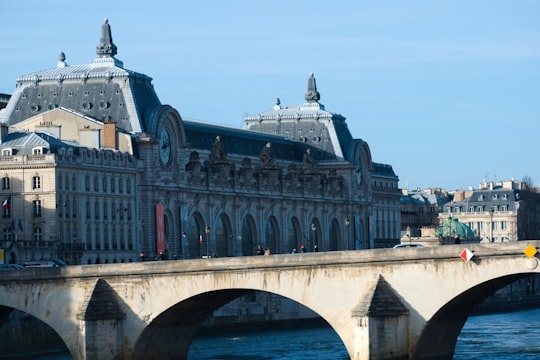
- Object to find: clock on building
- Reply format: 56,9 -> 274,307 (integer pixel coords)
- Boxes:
159,128 -> 171,165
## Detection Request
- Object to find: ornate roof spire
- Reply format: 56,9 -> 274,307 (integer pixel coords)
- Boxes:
304,73 -> 320,103
96,19 -> 117,57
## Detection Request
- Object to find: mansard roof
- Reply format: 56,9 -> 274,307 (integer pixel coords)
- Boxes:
183,120 -> 336,162
243,74 -> 353,160
1,20 -> 160,135
0,131 -> 78,155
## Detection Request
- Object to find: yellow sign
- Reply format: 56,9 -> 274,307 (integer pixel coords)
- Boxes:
524,245 -> 538,258
0,249 -> 4,264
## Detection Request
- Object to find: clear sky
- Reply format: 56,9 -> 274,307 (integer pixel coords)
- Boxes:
1,1 -> 539,190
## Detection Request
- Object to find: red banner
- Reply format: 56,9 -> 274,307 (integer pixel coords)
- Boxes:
155,205 -> 165,255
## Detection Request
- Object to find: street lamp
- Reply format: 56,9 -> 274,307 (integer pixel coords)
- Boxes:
489,208 -> 494,242
345,217 -> 350,250
311,223 -> 316,250
205,226 -> 210,257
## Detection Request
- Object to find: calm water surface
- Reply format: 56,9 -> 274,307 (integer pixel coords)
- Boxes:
189,308 -> 540,359
21,308 -> 540,359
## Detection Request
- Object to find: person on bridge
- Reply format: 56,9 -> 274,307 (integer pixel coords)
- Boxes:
314,244 -> 319,252
264,247 -> 271,256
300,244 -> 306,253
257,246 -> 264,255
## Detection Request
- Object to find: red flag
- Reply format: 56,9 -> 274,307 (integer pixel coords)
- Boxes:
2,195 -> 11,211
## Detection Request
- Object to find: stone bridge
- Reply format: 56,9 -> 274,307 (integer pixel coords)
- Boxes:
1,241 -> 539,360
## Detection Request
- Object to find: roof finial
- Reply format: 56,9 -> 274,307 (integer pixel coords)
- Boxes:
96,19 -> 118,58
304,73 -> 320,103
57,52 -> 67,68
273,97 -> 281,110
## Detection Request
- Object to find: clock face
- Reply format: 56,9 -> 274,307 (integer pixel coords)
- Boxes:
159,129 -> 171,165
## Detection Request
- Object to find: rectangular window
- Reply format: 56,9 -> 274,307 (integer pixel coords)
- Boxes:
2,177 -> 10,190
501,221 -> 507,230
32,176 -> 41,189
469,206 -> 474,212
477,222 -> 483,231
33,200 -> 42,217
33,227 -> 42,243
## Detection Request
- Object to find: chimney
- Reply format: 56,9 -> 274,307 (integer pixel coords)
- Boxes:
0,123 -> 9,142
103,117 -> 117,149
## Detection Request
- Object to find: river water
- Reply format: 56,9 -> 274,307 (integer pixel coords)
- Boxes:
18,308 -> 540,359
189,308 -> 540,359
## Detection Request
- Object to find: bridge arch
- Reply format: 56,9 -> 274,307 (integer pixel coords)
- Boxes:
0,306 -> 68,356
131,288 -> 346,360
412,272 -> 534,359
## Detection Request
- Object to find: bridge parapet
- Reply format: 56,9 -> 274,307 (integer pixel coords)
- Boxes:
0,240 -> 539,359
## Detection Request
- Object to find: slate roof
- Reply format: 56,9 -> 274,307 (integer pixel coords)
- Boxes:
1,20 -> 160,135
184,120 -> 335,162
0,131 -> 79,155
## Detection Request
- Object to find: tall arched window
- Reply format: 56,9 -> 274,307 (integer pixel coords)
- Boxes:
329,219 -> 340,251
288,217 -> 301,252
216,214 -> 232,257
188,213 -> 204,258
265,216 -> 279,254
241,216 -> 256,256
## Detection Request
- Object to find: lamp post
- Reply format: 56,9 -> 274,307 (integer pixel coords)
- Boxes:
181,232 -> 186,260
489,208 -> 494,242
345,217 -> 350,250
311,223 -> 316,250
205,226 -> 210,257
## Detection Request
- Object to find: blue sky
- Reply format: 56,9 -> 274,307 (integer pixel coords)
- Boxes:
1,1 -> 539,190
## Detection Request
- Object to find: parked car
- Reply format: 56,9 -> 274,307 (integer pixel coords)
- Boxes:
23,259 -> 68,268
393,243 -> 424,248
0,264 -> 24,270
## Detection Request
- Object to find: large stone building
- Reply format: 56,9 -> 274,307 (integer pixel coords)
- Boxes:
400,187 -> 451,238
439,180 -> 540,243
0,20 -> 400,265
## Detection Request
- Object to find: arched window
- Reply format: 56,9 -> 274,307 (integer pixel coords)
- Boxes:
265,216 -> 279,254
287,217 -> 301,253
188,213 -> 205,259
241,215 -> 256,256
329,219 -> 340,251
216,214 -> 232,257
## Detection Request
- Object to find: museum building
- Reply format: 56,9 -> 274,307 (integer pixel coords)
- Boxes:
0,20 -> 400,265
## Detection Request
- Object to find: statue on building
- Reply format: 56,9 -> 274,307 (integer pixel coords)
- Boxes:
303,148 -> 318,173
209,135 -> 227,163
260,142 -> 275,168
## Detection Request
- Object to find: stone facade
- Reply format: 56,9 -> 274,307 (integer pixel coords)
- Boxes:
439,180 -> 540,243
0,20 -> 400,265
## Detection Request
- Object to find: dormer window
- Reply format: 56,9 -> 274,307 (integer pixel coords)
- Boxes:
32,147 -> 42,155
2,149 -> 11,156
478,195 -> 484,201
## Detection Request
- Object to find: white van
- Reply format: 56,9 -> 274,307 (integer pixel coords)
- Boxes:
23,259 -> 68,268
